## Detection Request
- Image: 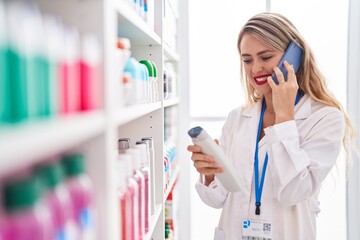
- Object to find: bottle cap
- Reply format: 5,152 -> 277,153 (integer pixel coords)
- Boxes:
61,153 -> 85,177
141,137 -> 153,148
139,60 -> 154,77
34,161 -> 64,190
150,61 -> 157,77
118,138 -> 131,152
3,176 -> 41,212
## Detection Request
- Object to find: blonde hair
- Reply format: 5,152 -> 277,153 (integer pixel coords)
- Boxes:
237,12 -> 355,170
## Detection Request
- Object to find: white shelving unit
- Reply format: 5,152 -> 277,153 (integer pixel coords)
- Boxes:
0,0 -> 190,239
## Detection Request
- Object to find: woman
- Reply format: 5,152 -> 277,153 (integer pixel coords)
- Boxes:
187,12 -> 355,240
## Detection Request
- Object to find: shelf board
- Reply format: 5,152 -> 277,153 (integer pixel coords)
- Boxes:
164,97 -> 179,108
145,203 -> 163,240
112,101 -> 162,126
115,1 -> 161,45
0,111 -> 105,176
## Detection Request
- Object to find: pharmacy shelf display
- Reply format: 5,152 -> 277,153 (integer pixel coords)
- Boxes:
0,0 -> 186,240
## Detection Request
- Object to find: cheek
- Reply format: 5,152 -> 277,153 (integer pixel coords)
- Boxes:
244,64 -> 253,77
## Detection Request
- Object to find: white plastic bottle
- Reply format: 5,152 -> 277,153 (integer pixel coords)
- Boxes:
137,139 -> 155,215
188,126 -> 242,192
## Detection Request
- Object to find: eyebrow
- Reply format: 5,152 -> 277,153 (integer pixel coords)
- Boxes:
241,50 -> 274,57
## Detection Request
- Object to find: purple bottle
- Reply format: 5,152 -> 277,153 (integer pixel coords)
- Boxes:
61,153 -> 96,240
2,175 -> 54,240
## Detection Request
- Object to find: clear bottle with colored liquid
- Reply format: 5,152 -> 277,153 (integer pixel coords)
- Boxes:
126,147 -> 146,240
59,27 -> 81,114
3,2 -> 29,123
118,138 -> 141,240
117,153 -> 133,240
139,138 -> 156,215
133,142 -> 150,233
34,161 -> 78,240
61,153 -> 96,240
2,175 -> 54,240
79,34 -> 101,111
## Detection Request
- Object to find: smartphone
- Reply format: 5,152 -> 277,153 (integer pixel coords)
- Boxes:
272,41 -> 303,84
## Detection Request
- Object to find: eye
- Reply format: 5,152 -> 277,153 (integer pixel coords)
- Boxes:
242,59 -> 252,64
262,56 -> 273,61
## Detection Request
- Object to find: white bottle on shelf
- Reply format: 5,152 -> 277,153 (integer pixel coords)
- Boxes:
127,148 -> 146,240
139,138 -> 156,212
135,141 -> 155,216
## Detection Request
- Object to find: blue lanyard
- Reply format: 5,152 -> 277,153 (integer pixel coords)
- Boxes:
254,91 -> 302,215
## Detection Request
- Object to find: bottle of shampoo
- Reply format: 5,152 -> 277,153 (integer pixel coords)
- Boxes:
61,153 -> 96,240
117,154 -> 132,240
2,175 -> 54,240
34,161 -> 78,240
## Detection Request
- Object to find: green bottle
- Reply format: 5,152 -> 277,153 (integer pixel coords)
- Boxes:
2,3 -> 29,123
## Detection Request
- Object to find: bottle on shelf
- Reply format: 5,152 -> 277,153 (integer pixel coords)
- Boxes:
79,34 -> 102,111
124,153 -> 140,240
34,160 -> 78,240
61,153 -> 96,240
117,152 -> 134,240
127,148 -> 146,239
139,60 -> 158,103
117,38 -> 132,107
124,57 -> 144,105
133,143 -> 150,233
42,15 -> 63,116
139,138 -> 156,213
59,27 -> 81,114
2,175 -> 54,240
4,2 -> 32,123
118,138 -> 146,239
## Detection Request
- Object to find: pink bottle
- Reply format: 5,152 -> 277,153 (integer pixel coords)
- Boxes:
79,34 -> 101,111
59,27 -> 80,114
34,161 -> 78,240
61,153 -> 96,240
134,142 -> 150,234
127,148 -> 146,240
2,175 -> 54,240
118,139 -> 139,240
117,153 -> 133,240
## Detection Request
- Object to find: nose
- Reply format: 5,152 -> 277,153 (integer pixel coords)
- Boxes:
252,60 -> 263,74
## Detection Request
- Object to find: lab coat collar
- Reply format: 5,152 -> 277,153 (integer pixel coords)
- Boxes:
241,93 -> 311,120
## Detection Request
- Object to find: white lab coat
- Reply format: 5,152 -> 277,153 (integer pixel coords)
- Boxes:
195,94 -> 345,240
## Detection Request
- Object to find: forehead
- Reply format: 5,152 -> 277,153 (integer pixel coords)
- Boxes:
240,33 -> 271,55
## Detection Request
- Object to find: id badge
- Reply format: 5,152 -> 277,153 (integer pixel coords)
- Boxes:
242,219 -> 273,240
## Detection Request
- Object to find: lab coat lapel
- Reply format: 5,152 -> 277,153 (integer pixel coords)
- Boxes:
242,100 -> 263,153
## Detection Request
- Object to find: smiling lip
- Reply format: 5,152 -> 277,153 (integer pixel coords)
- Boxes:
253,74 -> 271,85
